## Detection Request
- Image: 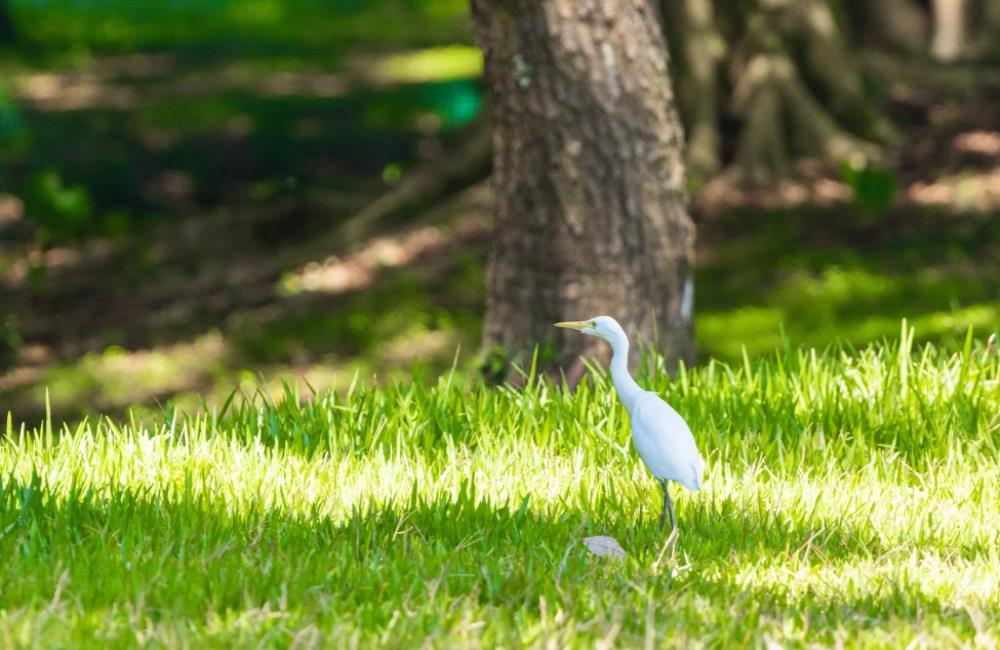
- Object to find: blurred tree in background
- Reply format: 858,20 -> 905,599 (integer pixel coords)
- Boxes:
665,0 -> 890,185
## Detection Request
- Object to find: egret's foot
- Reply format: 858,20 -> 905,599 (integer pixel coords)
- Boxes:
666,527 -> 679,555
652,527 -> 680,573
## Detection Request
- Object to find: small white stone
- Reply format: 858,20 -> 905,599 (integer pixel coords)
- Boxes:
582,535 -> 626,559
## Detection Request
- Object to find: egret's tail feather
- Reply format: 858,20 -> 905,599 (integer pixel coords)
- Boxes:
687,458 -> 704,491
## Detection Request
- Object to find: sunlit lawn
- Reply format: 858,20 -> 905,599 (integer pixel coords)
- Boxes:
696,208 -> 1000,361
2,330 -> 999,647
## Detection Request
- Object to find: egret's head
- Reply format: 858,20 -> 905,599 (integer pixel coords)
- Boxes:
554,315 -> 626,342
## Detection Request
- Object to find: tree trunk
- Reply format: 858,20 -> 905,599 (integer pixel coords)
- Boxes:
931,0 -> 970,62
471,0 -> 695,380
663,0 -> 725,183
847,0 -> 929,54
0,0 -> 14,44
975,0 -> 1000,59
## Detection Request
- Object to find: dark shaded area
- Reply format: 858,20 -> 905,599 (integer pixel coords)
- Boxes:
0,0 -> 14,45
0,1 -> 490,420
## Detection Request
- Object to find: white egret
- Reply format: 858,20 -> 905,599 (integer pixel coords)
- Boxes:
555,316 -> 703,532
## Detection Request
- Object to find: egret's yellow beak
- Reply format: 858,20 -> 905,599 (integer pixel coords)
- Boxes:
554,321 -> 589,330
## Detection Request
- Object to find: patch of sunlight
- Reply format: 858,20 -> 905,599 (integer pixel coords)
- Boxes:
224,0 -> 284,27
698,255 -> 998,362
376,327 -> 464,366
806,2 -> 836,37
910,303 -> 999,335
7,416 -> 998,550
735,554 -> 1000,609
115,362 -> 358,426
367,46 -> 483,84
695,303 -> 1000,361
281,215 -> 488,296
697,307 -> 785,359
121,331 -> 478,426
15,71 -> 139,111
698,302 -> 998,362
710,460 -> 1000,553
907,167 -> 1000,212
815,303 -> 998,350
953,130 -> 1000,157
777,266 -> 896,308
19,333 -> 229,417
137,363 -> 371,423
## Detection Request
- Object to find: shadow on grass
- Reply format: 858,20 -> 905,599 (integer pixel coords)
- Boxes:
0,475 -> 587,625
0,214 -> 488,424
3,58 -> 486,356
9,78 -> 481,236
1,44 -> 491,423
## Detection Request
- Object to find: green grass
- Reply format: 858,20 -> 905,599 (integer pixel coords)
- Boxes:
10,0 -> 471,56
2,325 -> 999,647
696,208 -> 1000,362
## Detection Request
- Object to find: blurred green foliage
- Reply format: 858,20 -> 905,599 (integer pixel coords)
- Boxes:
23,170 -> 95,243
8,0 -> 470,59
0,89 -> 21,141
2,0 -> 482,246
838,161 -> 897,217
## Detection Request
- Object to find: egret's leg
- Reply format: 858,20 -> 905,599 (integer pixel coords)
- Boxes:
659,480 -> 676,532
658,481 -> 666,530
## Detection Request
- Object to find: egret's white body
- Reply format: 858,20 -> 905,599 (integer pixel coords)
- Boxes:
629,393 -> 703,491
555,316 -> 704,530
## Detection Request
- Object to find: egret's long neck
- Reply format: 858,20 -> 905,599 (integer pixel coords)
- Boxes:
607,332 -> 642,412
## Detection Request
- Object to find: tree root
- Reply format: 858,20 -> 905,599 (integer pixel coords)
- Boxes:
663,0 -> 895,186
847,0 -> 929,54
663,0 -> 726,182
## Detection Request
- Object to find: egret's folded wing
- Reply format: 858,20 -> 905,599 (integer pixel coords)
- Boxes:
631,392 -> 704,490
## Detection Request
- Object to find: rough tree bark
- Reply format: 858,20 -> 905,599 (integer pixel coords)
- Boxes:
471,0 -> 695,380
